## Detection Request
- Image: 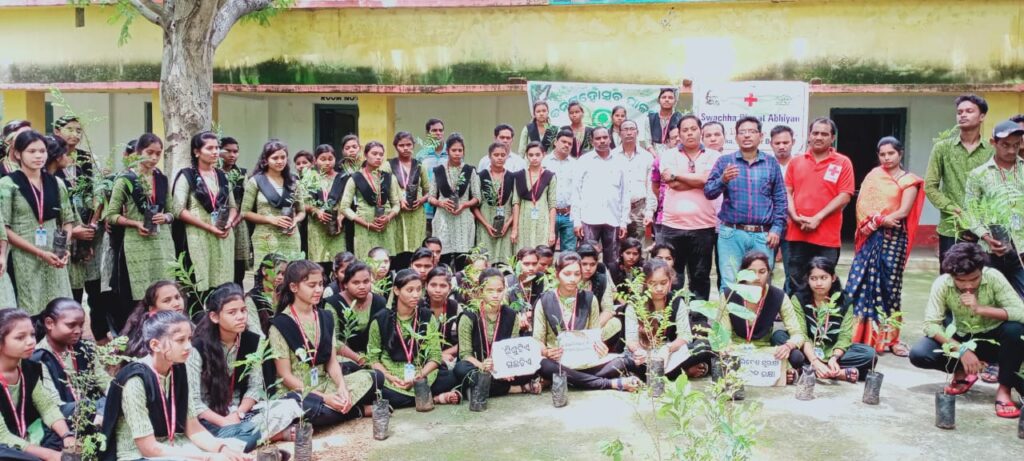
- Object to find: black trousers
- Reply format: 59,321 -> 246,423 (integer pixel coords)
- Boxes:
452,360 -> 536,397
909,321 -> 1024,391
656,226 -> 716,301
234,260 -> 247,287
537,357 -> 634,390
629,339 -> 714,380
775,331 -> 876,379
583,223 -> 620,265
784,241 -> 840,296
0,446 -> 41,461
296,388 -> 373,427
380,367 -> 458,409
73,279 -> 109,339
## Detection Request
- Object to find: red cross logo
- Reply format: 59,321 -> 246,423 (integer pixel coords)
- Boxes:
743,93 -> 758,107
827,164 -> 842,177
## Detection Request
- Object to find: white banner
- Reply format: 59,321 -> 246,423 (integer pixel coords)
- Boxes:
491,337 -> 542,379
527,81 -> 666,128
691,81 -> 809,154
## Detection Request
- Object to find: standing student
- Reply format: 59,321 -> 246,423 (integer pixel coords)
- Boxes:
304,145 -> 347,276
322,251 -> 355,300
268,261 -> 375,426
336,135 -> 362,176
219,136 -> 250,287
122,281 -> 188,358
415,119 -> 448,229
473,142 -> 518,265
428,134 -> 480,270
532,252 -> 639,392
642,88 -> 683,152
188,284 -> 301,448
172,131 -> 237,300
341,142 -> 401,261
573,127 -> 629,264
244,253 -> 287,337
105,133 -> 176,312
321,262 -> 388,372
454,268 -> 541,396
542,130 -> 578,252
0,308 -> 76,461
388,132 -> 429,271
418,267 -> 460,367
367,269 -> 461,408
561,102 -> 593,159
100,310 -> 250,461
515,142 -> 556,250
31,299 -> 110,451
518,101 -> 555,154
293,151 -> 313,257
608,105 -> 627,149
241,140 -> 304,269
0,130 -> 75,314
0,120 -> 32,178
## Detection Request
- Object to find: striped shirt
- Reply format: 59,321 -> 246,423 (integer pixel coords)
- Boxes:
704,150 -> 788,235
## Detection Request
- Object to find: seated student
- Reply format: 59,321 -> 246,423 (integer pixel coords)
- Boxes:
422,236 -> 443,268
0,308 -> 75,461
418,267 -> 460,367
909,242 -> 1024,419
454,268 -> 542,396
367,269 -> 460,408
532,244 -> 555,298
577,243 -> 623,351
624,259 -> 709,380
718,251 -> 805,384
368,247 -> 393,289
650,242 -> 683,292
31,299 -> 111,450
321,262 -> 387,373
788,257 -> 876,383
244,253 -> 288,336
322,251 -> 355,300
100,310 -> 249,461
188,284 -> 302,449
408,247 -> 436,283
532,252 -> 640,392
268,260 -> 375,426
608,237 -> 644,289
452,250 -> 490,306
122,281 -> 188,358
506,248 -> 541,336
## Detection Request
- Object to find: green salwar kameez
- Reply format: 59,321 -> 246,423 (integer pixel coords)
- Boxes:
102,172 -> 176,300
241,175 -> 304,266
340,169 -> 400,259
172,170 -> 236,293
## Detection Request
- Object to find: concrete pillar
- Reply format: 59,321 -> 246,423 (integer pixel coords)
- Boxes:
357,94 -> 395,154
1,90 -> 46,130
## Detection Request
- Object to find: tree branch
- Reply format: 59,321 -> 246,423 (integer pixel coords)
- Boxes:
210,0 -> 274,48
127,0 -> 167,26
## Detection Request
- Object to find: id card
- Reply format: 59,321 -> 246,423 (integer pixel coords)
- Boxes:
34,227 -> 47,247
210,211 -> 220,225
404,363 -> 416,382
530,207 -> 540,220
309,368 -> 320,388
495,206 -> 505,217
814,347 -> 825,360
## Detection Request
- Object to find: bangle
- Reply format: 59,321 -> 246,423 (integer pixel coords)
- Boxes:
217,443 -> 227,453
62,432 -> 76,439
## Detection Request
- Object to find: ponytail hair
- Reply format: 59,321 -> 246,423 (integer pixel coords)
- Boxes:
127,310 -> 191,358
33,297 -> 84,341
123,281 -> 184,357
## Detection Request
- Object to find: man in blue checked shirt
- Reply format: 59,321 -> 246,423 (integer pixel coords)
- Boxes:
704,116 -> 788,290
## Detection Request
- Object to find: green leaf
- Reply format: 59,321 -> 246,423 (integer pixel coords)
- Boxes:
726,302 -> 756,321
689,300 -> 719,321
735,269 -> 757,284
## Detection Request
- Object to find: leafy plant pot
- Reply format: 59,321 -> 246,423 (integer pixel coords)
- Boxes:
795,364 -> 816,401
293,422 -> 314,461
143,205 -> 160,234
372,399 -> 391,441
469,371 -> 492,412
1018,407 -> 1024,439
326,210 -> 341,236
647,357 -> 666,398
60,452 -> 82,461
281,206 -> 295,234
70,232 -> 92,263
413,377 -> 434,412
551,371 -> 569,408
214,205 -> 231,230
935,391 -> 956,430
449,194 -> 460,209
256,446 -> 282,461
53,229 -> 69,260
862,371 -> 883,405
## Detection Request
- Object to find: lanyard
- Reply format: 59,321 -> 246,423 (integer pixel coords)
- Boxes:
226,334 -> 240,401
397,162 -> 413,191
363,167 -> 383,206
147,365 -> 176,443
744,286 -> 768,342
30,183 -> 44,226
0,368 -> 26,438
200,173 -> 218,210
528,168 -> 544,205
395,314 -> 419,364
490,171 -> 505,204
60,350 -> 79,402
480,308 -> 502,358
289,306 -> 320,364
320,173 -> 334,204
560,292 -> 578,331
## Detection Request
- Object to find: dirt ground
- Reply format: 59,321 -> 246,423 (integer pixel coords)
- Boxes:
296,269 -> 1024,461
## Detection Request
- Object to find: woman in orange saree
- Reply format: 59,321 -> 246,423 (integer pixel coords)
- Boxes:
845,137 -> 925,357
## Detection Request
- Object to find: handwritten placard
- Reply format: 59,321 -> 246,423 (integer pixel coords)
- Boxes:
557,329 -> 603,369
659,345 -> 691,374
491,337 -> 542,379
737,349 -> 785,387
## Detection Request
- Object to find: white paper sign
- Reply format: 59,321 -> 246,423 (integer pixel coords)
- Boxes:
659,345 -> 691,374
557,329 -> 603,369
491,337 -> 542,380
737,349 -> 786,387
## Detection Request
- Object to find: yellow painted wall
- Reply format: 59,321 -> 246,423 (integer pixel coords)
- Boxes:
0,1 -> 1021,83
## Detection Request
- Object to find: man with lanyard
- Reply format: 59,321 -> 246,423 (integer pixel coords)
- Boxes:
783,117 -> 854,295
614,120 -> 655,241
542,129 -> 579,252
641,88 -> 683,154
924,94 -> 994,264
573,127 -> 629,265
704,116 -> 788,290
415,118 -> 448,232
478,124 -> 527,173
658,115 -> 721,301
964,120 -> 1024,297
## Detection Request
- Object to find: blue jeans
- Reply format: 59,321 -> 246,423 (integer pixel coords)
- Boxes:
716,226 -> 773,290
555,214 -> 577,252
200,418 -> 261,452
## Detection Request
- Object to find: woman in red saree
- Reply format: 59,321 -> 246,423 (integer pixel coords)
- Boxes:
845,137 -> 925,357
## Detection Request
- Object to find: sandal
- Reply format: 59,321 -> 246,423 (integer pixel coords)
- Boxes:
995,400 -> 1021,419
685,362 -> 709,379
523,377 -> 543,395
433,390 -> 462,405
786,368 -> 797,385
887,342 -> 910,358
943,373 -> 979,396
840,368 -> 859,383
980,364 -> 999,383
612,376 -> 641,392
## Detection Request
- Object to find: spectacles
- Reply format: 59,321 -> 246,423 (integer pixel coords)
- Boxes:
737,129 -> 760,135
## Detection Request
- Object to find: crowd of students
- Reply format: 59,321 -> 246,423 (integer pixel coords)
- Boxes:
0,90 -> 1023,460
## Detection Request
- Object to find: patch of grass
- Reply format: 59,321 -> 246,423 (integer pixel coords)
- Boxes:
740,57 -> 1024,84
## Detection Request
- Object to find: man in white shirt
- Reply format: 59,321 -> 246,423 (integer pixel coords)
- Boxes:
479,124 -> 527,172
613,120 -> 655,241
770,124 -> 795,178
542,129 -> 578,251
573,127 -> 629,264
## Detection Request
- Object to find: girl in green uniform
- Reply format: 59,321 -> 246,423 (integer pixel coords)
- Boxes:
427,134 -> 480,270
242,140 -> 305,268
341,142 -> 400,260
304,145 -> 347,275
122,281 -> 188,358
473,142 -> 518,265
388,131 -> 429,270
514,142 -> 556,250
244,253 -> 288,337
322,262 -> 387,374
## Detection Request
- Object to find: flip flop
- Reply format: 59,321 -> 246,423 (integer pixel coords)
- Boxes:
995,400 -> 1021,418
980,364 -> 999,384
944,373 -> 979,396
888,342 -> 910,357
841,368 -> 859,383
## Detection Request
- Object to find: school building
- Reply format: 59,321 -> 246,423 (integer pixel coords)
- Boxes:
1,0 -> 1023,248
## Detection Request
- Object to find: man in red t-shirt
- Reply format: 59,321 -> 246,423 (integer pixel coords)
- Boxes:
784,118 -> 855,294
